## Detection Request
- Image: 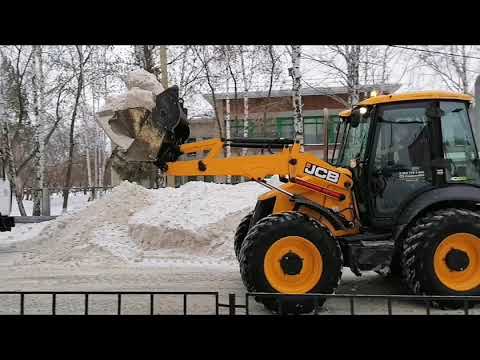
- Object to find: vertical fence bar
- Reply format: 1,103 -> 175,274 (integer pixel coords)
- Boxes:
314,296 -> 319,315
183,294 -> 187,315
349,297 -> 355,315
215,293 -> 219,315
20,293 -> 24,315
229,293 -> 236,315
150,294 -> 154,315
52,293 -> 56,315
278,297 -> 284,316
84,294 -> 89,315
117,294 -> 122,315
425,300 -> 430,315
464,300 -> 469,315
387,298 -> 392,315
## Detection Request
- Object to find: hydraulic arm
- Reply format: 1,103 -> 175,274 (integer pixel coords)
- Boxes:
161,138 -> 350,187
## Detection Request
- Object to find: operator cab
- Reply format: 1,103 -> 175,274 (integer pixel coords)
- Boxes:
336,91 -> 480,229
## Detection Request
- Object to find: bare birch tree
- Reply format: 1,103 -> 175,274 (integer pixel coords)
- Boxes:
31,45 -> 48,215
416,45 -> 479,93
62,45 -> 93,212
193,46 -> 224,137
290,45 -> 304,146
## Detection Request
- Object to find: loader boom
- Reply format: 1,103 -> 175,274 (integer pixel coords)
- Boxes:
163,138 -> 351,192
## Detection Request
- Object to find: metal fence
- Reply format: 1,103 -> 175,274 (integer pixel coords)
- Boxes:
0,291 -> 479,315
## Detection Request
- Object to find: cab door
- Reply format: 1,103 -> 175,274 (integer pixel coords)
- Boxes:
368,101 -> 434,226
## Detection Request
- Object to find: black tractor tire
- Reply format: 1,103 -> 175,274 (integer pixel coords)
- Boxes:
238,212 -> 343,314
234,211 -> 253,261
400,208 -> 480,309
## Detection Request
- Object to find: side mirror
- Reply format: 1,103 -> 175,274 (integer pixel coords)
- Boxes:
350,108 -> 361,128
350,107 -> 368,128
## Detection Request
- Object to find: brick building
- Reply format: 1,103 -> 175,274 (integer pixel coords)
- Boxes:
193,84 -> 401,161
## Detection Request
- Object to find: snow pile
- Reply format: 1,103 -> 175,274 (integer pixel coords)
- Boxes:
11,179 -> 276,265
129,181 -> 267,260
14,182 -> 153,265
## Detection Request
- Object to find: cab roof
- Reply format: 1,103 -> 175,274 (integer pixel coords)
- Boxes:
339,91 -> 473,118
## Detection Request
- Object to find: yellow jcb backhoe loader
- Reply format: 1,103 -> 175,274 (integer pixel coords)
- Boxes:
100,87 -> 480,313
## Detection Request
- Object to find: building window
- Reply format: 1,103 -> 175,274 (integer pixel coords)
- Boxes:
275,115 -> 341,145
304,116 -> 324,144
230,118 -> 275,138
328,115 -> 341,144
230,119 -> 257,138
228,115 -> 341,144
276,117 -> 295,139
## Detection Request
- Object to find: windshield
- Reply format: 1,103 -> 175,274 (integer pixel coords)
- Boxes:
337,113 -> 371,167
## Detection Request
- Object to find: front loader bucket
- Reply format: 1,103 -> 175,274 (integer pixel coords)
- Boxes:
96,85 -> 189,163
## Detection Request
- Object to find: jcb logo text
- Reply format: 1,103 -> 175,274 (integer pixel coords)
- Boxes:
304,163 -> 340,184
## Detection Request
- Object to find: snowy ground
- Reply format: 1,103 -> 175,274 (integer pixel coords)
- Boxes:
12,192 -> 93,216
2,181 -> 479,315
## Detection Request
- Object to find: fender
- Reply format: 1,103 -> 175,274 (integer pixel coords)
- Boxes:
249,194 -> 352,232
393,184 -> 480,242
292,196 -> 352,230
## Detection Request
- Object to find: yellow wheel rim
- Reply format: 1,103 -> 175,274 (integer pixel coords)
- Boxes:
433,233 -> 480,291
263,236 -> 323,294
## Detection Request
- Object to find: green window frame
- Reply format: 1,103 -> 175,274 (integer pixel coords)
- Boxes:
229,119 -> 258,138
275,115 -> 341,145
276,117 -> 295,139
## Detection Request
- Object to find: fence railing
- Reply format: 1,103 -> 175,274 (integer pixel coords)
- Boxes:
0,291 -> 479,315
245,293 -> 480,315
25,186 -> 114,196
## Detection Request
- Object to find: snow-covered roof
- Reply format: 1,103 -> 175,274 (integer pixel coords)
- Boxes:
202,83 -> 402,106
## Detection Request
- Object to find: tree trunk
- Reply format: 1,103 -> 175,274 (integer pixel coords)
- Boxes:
32,45 -> 41,216
157,45 -> 169,188
38,46 -> 48,216
94,126 -> 99,187
1,122 -> 26,216
347,45 -> 361,105
84,131 -> 92,198
225,68 -> 231,184
461,45 -> 468,93
83,107 -> 93,199
160,45 -> 169,88
31,45 -> 48,216
240,47 -> 249,156
291,45 -> 304,147
194,47 -> 223,137
62,46 -> 84,213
